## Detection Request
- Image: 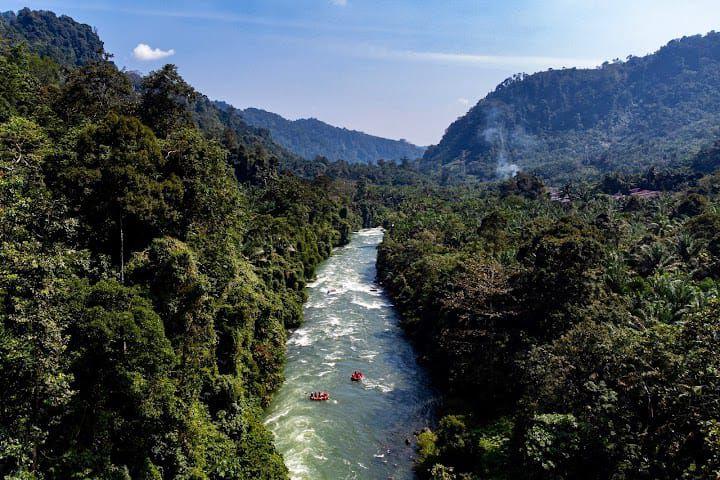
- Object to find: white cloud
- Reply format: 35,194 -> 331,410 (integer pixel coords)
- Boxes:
358,45 -> 601,69
132,43 -> 175,61
330,0 -> 348,5
457,98 -> 470,106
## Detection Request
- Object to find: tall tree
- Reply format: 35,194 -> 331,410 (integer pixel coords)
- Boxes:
57,113 -> 182,281
56,58 -> 137,124
140,64 -> 197,138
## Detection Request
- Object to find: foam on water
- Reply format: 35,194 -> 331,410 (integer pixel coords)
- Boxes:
325,315 -> 341,326
363,378 -> 395,393
350,296 -> 390,310
359,350 -> 378,361
265,406 -> 292,425
288,329 -> 313,347
356,227 -> 384,237
264,228 -> 435,480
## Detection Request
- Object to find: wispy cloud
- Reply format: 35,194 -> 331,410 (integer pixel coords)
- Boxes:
132,43 -> 175,61
358,45 -> 601,69
457,97 -> 470,106
53,4 -> 419,36
330,0 -> 348,5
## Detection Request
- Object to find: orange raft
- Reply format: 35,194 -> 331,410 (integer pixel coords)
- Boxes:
309,391 -> 329,401
350,371 -> 364,382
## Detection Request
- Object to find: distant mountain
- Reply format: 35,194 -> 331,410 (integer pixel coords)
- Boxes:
424,32 -> 720,182
0,8 -> 104,66
236,106 -> 426,164
194,100 -> 305,177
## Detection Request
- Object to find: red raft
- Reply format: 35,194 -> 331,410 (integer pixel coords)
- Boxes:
309,391 -> 329,401
350,371 -> 364,382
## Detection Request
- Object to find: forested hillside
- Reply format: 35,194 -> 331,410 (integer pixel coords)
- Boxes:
0,8 -> 103,66
424,32 -> 720,183
238,106 -> 426,164
0,11 -> 358,479
375,165 -> 720,478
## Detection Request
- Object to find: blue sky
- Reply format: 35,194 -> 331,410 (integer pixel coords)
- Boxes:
7,0 -> 720,145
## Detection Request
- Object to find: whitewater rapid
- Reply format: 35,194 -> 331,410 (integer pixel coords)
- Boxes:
264,228 -> 435,479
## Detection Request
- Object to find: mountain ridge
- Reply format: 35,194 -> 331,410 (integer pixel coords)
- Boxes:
424,31 -> 720,182
236,105 -> 426,164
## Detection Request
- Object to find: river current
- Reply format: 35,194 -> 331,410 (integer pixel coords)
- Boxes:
264,228 -> 435,479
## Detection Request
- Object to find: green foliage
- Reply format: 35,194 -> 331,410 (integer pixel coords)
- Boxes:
56,59 -> 136,124
693,139 -> 720,174
416,430 -> 439,465
193,98 -> 301,183
140,64 -> 197,138
55,113 -> 181,262
57,280 -> 176,478
521,414 -> 582,477
0,116 -> 48,167
0,45 -> 59,123
377,178 -> 720,479
0,8 -> 104,67
0,17 -> 360,479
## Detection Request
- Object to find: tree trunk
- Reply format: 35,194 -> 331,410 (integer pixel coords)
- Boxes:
120,215 -> 125,284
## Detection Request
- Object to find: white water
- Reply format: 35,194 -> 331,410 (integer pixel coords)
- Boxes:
264,228 -> 435,479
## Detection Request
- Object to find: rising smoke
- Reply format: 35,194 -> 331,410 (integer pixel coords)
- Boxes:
483,124 -> 520,179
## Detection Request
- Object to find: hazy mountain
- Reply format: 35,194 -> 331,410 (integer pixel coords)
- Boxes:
424,32 -> 720,182
236,106 -> 426,164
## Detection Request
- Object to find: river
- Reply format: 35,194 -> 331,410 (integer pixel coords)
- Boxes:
264,228 -> 436,480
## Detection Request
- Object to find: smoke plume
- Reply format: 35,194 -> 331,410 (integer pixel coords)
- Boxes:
482,113 -> 520,179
